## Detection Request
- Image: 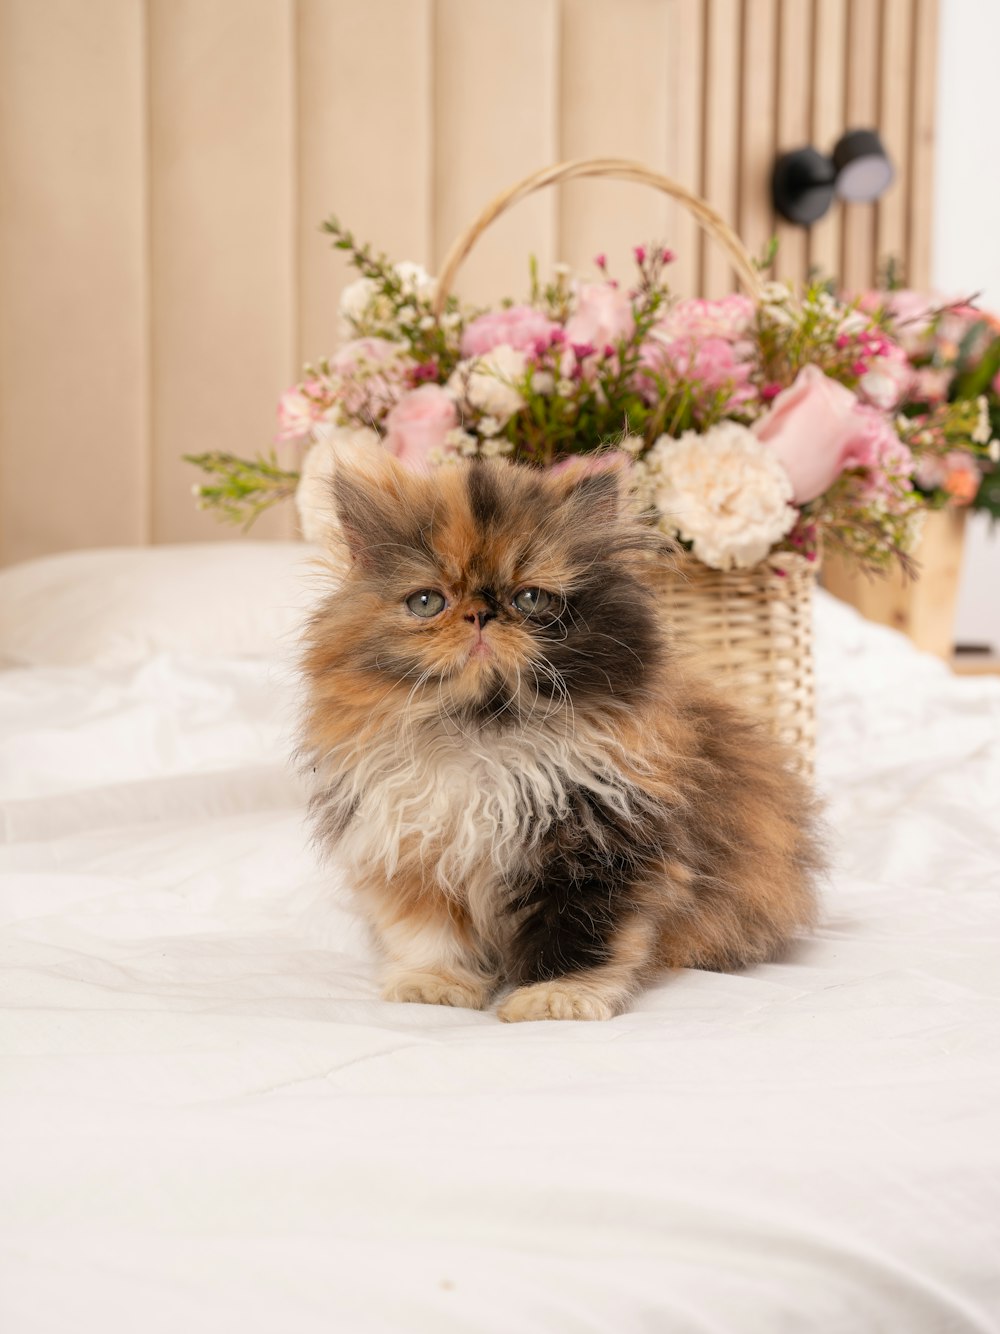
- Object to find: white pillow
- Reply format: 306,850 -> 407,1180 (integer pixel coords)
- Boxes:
0,542 -> 325,668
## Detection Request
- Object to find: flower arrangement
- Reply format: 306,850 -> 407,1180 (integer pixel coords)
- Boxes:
188,222 -> 997,574
857,288 -> 1000,520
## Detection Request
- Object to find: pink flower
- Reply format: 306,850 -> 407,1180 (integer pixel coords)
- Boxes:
639,335 -> 755,411
564,283 -> 635,349
858,350 -> 913,410
753,365 -> 911,504
330,337 -> 412,420
461,306 -> 559,358
655,294 -> 755,343
277,379 -> 330,444
382,384 -> 458,471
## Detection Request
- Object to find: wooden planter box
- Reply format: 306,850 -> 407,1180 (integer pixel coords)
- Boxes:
821,509 -> 967,662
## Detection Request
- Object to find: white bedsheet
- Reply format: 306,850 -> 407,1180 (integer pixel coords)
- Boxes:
2,593 -> 999,1333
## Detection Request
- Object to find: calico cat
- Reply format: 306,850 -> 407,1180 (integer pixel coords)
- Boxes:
301,446 -> 823,1021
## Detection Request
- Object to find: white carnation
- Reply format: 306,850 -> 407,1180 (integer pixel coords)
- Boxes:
645,421 -> 796,570
295,424 -> 381,545
448,344 -> 527,425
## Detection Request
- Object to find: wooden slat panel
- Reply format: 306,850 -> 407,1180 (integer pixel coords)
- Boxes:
840,0 -> 880,292
772,0 -> 812,283
664,0 -> 706,298
808,0 -> 847,284
701,0 -> 742,296
0,0 -> 146,565
296,0 -> 433,370
432,0 -> 558,308
557,0 -> 673,282
875,0 -> 913,285
908,0 -> 939,288
739,0 -> 778,272
148,0 -> 296,542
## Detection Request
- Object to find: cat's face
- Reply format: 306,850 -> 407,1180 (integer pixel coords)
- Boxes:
322,453 -> 662,727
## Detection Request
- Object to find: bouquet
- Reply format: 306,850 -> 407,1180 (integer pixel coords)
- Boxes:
854,289 -> 1000,521
189,222 -> 997,575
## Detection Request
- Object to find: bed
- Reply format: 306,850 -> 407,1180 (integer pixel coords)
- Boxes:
2,542 -> 998,1333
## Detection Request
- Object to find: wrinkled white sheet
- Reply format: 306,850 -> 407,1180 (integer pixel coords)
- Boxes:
1,593 -> 999,1333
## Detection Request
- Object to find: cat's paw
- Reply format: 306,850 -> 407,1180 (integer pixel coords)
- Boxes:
497,979 -> 618,1023
382,971 -> 489,1010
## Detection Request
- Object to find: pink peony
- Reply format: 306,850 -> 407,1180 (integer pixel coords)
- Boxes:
461,306 -> 560,358
564,283 -> 635,349
382,384 -> 458,471
639,335 -> 754,410
654,294 -> 755,343
753,365 -> 911,504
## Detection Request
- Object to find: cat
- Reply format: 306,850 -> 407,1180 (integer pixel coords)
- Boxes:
300,445 -> 824,1022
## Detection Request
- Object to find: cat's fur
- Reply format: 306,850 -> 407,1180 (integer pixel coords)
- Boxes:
301,448 -> 824,1021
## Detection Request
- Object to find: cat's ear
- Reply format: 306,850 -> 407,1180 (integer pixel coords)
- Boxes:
543,453 -> 630,526
328,440 -> 417,567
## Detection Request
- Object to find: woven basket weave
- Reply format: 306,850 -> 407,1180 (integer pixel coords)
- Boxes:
435,158 -> 818,773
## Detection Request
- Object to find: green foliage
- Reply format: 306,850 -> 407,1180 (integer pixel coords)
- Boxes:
185,452 -> 300,530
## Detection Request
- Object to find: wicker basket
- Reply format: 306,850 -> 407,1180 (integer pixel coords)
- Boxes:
433,158 -> 818,774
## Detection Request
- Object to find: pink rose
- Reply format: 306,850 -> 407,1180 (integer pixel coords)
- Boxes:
753,365 -> 903,503
461,305 -> 559,358
564,283 -> 635,349
655,294 -> 755,343
382,384 -> 458,471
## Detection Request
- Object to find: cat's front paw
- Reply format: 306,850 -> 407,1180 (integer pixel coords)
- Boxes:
497,979 -> 619,1023
382,970 -> 489,1010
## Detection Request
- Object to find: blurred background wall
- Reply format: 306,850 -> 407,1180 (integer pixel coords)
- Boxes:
0,0 -> 941,566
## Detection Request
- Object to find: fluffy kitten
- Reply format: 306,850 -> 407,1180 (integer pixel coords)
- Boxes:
301,448 -> 823,1021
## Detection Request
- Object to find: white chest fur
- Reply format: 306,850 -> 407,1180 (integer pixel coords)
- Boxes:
321,721 -> 635,906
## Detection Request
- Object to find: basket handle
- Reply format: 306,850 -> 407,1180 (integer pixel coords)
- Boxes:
431,157 -> 762,317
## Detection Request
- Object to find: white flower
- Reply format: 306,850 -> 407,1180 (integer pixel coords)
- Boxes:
644,421 -> 797,570
478,415 -> 501,438
393,261 -> 435,297
556,377 -> 575,397
418,315 -> 435,331
448,344 -> 527,425
295,424 -> 380,545
339,277 -> 377,323
989,438 -> 1000,463
445,427 -> 479,457
972,396 -> 991,444
397,304 -> 417,323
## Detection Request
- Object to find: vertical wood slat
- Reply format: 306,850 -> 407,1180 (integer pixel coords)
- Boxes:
432,0 -> 559,307
296,0 -> 433,372
701,0 -> 743,297
558,0 -> 673,281
665,0 -> 706,298
808,0 -> 847,283
148,0 -> 297,542
875,0 -> 913,285
738,0 -> 778,271
0,0 -> 147,564
839,0 -> 880,292
908,0 -> 939,289
772,0 -> 812,282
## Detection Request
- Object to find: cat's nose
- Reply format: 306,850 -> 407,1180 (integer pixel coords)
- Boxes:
464,608 -> 496,629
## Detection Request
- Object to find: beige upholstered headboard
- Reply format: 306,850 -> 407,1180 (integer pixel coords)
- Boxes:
0,0 -> 939,565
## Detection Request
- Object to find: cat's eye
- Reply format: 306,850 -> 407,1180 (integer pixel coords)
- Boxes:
512,587 -> 552,616
405,589 -> 447,618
